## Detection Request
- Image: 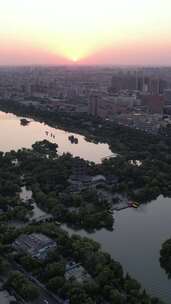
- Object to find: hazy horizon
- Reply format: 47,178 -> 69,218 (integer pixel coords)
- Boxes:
1,0 -> 171,66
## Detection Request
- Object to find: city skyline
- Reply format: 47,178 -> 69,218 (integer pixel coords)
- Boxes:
1,0 -> 171,65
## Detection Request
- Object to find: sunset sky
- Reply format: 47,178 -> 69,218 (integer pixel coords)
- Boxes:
1,0 -> 171,65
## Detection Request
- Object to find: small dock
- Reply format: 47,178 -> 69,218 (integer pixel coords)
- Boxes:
113,205 -> 129,211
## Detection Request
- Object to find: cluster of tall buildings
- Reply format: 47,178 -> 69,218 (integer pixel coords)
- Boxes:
0,66 -> 112,101
88,69 -> 171,119
110,71 -> 167,95
1,66 -> 171,127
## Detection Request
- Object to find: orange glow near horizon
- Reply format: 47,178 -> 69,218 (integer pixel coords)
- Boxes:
0,0 -> 171,65
72,58 -> 78,63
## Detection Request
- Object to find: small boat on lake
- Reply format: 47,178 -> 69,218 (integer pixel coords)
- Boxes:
132,202 -> 140,208
68,135 -> 74,141
68,135 -> 79,144
20,118 -> 30,126
128,202 -> 140,208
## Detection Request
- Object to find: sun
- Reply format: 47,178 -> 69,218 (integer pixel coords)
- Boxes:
72,57 -> 78,63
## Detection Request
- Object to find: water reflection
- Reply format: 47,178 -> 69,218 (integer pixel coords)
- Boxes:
0,111 -> 112,163
2,111 -> 171,302
63,196 -> 171,304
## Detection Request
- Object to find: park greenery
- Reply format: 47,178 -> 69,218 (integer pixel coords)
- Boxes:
0,139 -> 165,303
160,239 -> 171,278
0,140 -> 113,230
5,271 -> 39,301
0,100 -> 170,302
1,222 -> 165,304
0,99 -> 171,205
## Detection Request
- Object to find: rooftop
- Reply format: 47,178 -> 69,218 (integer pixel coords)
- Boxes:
65,261 -> 91,283
13,233 -> 56,259
0,290 -> 16,304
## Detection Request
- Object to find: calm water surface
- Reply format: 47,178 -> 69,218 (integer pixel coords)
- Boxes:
63,196 -> 171,304
1,111 -> 171,303
0,111 -> 112,163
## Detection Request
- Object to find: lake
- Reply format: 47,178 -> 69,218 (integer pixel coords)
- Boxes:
0,111 -> 112,163
1,110 -> 171,303
63,196 -> 171,304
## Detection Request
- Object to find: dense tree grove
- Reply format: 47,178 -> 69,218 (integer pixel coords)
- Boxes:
1,100 -> 171,205
10,223 -> 165,304
5,271 -> 39,301
160,239 -> 171,277
0,140 -> 113,230
0,150 -> 33,223
0,101 -> 169,303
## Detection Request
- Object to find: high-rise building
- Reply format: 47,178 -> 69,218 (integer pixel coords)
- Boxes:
142,95 -> 165,113
164,89 -> 171,105
149,78 -> 167,95
110,71 -> 168,95
110,72 -> 137,93
88,95 -> 99,116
